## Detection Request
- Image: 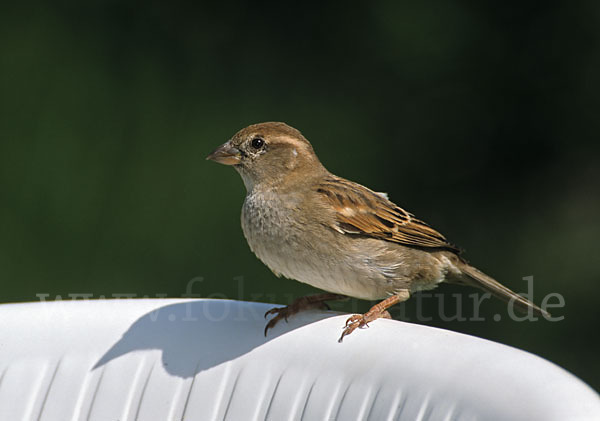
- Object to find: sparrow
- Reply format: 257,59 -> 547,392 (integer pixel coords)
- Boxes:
207,122 -> 549,342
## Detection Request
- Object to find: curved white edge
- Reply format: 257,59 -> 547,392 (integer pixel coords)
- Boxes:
0,299 -> 597,421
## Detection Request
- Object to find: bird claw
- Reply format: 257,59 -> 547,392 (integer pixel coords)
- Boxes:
338,310 -> 391,342
264,307 -> 282,319
263,317 -> 281,337
263,307 -> 291,336
344,314 -> 362,328
339,314 -> 368,342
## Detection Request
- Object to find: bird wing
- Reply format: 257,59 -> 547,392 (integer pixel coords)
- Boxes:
315,176 -> 459,252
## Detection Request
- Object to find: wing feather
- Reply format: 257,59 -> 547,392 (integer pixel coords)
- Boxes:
316,176 -> 459,252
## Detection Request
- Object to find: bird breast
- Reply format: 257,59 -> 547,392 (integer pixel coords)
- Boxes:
241,190 -> 311,279
240,189 -> 446,300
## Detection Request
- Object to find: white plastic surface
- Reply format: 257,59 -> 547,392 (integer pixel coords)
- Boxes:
0,299 -> 597,420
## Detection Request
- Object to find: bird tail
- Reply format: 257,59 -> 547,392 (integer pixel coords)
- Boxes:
458,263 -> 549,318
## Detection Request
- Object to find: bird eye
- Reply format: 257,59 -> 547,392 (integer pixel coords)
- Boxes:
251,137 -> 265,149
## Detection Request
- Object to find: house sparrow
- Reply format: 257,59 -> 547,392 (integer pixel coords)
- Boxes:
207,122 -> 549,342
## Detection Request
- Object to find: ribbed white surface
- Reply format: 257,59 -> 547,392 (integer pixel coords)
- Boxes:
0,299 -> 597,420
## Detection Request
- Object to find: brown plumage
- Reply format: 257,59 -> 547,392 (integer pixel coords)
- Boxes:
316,175 -> 458,252
207,122 -> 549,341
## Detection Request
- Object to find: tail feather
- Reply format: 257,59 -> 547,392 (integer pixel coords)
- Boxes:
459,263 -> 549,318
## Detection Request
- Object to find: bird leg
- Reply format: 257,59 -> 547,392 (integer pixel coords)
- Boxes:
339,290 -> 410,342
264,293 -> 347,336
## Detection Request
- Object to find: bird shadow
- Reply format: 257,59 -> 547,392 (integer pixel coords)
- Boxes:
93,300 -> 337,378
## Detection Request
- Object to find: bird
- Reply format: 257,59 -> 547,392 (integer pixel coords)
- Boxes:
206,122 -> 549,342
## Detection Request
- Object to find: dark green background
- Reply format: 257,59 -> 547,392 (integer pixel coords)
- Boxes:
1,1 -> 598,390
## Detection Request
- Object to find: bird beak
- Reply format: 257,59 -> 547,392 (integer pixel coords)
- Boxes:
206,142 -> 242,166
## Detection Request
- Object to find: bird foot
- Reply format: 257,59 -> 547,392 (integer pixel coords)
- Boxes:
338,310 -> 391,342
264,294 -> 344,336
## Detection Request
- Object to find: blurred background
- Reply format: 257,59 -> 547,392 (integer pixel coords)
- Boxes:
1,1 -> 598,390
